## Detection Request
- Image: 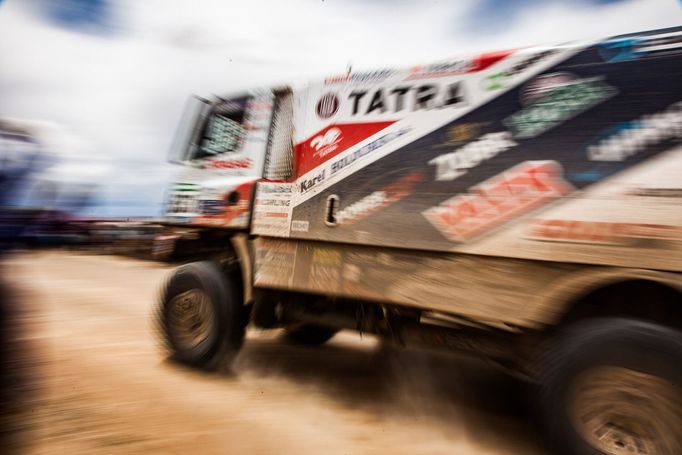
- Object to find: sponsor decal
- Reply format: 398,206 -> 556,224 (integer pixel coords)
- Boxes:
198,199 -> 224,215
482,49 -> 557,91
587,101 -> 682,161
198,181 -> 255,226
423,160 -> 572,242
599,31 -> 682,63
335,172 -> 425,226
429,132 -> 517,181
253,182 -> 294,236
311,128 -> 342,158
526,219 -> 682,245
407,59 -> 472,80
324,69 -> 394,85
312,248 -> 342,265
291,220 -> 310,232
504,73 -> 617,139
205,157 -> 253,169
406,50 -> 511,80
254,238 -> 296,287
329,127 -> 412,175
316,92 -> 340,119
255,198 -> 291,207
433,122 -> 487,148
166,191 -> 199,215
626,188 -> 682,198
348,82 -> 465,115
309,248 -> 342,291
300,169 -> 326,192
298,121 -> 395,175
258,182 -> 293,194
520,72 -> 575,105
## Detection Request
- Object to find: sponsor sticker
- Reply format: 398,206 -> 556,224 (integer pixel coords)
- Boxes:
482,49 -> 557,91
299,169 -> 326,193
504,73 -> 617,139
309,247 -> 342,291
433,122 -> 487,148
334,172 -> 424,226
599,31 -> 682,63
406,50 -> 510,80
429,131 -> 517,181
587,101 -> 682,161
297,121 -> 395,175
254,238 -> 297,287
325,69 -> 394,85
206,157 -> 253,169
252,182 -> 294,236
329,127 -> 412,175
423,160 -> 573,242
291,220 -> 310,232
407,59 -> 473,80
526,219 -> 682,245
311,128 -> 342,158
316,93 -> 340,119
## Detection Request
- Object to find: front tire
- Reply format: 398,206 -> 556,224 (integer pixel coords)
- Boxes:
537,318 -> 682,455
157,261 -> 245,369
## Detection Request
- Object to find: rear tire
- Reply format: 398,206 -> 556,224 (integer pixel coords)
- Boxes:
536,318 -> 682,455
285,324 -> 338,345
157,261 -> 245,369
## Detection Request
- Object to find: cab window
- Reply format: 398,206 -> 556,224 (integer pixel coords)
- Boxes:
193,97 -> 249,160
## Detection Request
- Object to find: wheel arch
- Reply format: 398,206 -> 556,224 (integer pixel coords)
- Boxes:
530,267 -> 682,329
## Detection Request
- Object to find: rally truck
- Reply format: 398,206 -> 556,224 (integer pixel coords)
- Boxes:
156,26 -> 682,455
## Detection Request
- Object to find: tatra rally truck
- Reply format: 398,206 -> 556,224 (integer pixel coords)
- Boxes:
156,27 -> 682,455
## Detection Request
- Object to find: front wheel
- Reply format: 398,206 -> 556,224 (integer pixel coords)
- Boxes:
537,318 -> 682,455
157,261 -> 245,369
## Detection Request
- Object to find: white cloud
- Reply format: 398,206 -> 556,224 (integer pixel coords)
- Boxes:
0,0 -> 680,216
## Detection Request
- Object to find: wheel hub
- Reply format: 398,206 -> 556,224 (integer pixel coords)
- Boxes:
569,366 -> 682,455
167,289 -> 215,353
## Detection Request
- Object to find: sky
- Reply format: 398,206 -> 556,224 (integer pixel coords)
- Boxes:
0,0 -> 681,217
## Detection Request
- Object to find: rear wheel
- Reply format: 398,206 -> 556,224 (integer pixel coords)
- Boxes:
285,324 -> 338,345
157,261 -> 245,369
537,318 -> 682,455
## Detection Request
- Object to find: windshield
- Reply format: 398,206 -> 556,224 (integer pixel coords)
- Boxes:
192,96 -> 250,160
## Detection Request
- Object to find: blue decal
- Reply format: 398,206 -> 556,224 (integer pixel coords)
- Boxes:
599,38 -> 643,62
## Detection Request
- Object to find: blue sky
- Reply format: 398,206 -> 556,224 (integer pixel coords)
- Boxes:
1,0 -> 681,217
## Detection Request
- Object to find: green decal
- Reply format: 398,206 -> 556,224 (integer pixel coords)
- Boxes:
504,78 -> 617,139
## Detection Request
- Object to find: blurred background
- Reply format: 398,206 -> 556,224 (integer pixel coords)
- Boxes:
1,0 -> 681,219
1,1 -> 682,454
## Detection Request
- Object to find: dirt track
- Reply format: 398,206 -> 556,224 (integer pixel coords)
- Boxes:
4,251 -> 546,454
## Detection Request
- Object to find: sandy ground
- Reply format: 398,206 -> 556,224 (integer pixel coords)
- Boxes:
2,251 -> 546,454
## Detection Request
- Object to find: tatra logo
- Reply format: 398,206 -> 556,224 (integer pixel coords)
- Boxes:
316,93 -> 340,119
311,128 -> 342,158
348,82 -> 465,115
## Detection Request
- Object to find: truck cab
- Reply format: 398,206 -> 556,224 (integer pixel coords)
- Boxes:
163,88 -> 294,229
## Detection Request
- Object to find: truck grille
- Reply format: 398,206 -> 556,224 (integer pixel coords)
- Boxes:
166,183 -> 200,216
